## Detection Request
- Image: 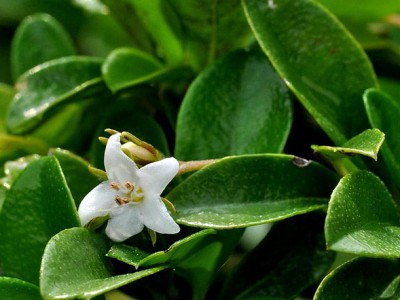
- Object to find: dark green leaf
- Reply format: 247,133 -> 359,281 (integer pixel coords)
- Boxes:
175,49 -> 292,160
311,128 -> 385,160
50,148 -> 100,206
220,215 -> 335,299
325,170 -> 400,257
6,56 -> 104,134
11,13 -> 75,80
0,277 -> 41,300
0,156 -> 80,284
314,258 -> 400,300
124,0 -> 184,65
168,0 -> 253,70
108,229 -> 243,299
364,88 -> 400,190
243,0 -> 377,145
40,227 -> 166,299
169,154 -> 338,228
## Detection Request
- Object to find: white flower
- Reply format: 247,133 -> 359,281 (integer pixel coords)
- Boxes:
78,133 -> 180,242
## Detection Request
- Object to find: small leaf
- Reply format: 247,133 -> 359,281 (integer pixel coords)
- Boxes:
6,56 -> 104,134
243,0 -> 377,145
311,128 -> 385,160
168,154 -> 338,228
0,156 -> 80,284
314,257 -> 400,300
219,215 -> 335,299
102,48 -> 162,92
11,13 -> 75,80
325,170 -> 400,257
0,277 -> 41,300
40,227 -> 166,299
175,49 -> 293,160
364,88 -> 400,190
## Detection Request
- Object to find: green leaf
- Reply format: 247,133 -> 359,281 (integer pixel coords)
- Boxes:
168,154 -> 338,228
314,258 -> 400,300
40,227 -> 166,299
124,0 -> 184,65
0,83 -> 15,133
6,56 -> 104,134
0,277 -> 41,300
243,0 -> 377,145
175,49 -> 293,160
0,156 -> 80,284
317,0 -> 400,22
325,170 -> 400,257
102,47 -> 164,92
108,229 -> 243,300
168,0 -> 253,70
0,134 -> 48,175
50,148 -> 100,206
219,215 -> 335,299
11,13 -> 75,80
311,128 -> 385,160
364,88 -> 400,190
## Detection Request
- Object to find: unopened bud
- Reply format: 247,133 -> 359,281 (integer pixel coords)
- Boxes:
122,142 -> 158,165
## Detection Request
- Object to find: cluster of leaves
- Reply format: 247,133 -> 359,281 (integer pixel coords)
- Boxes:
0,0 -> 400,299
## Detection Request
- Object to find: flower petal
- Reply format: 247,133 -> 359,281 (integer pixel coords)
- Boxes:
78,181 -> 118,226
139,195 -> 180,234
104,133 -> 139,185
105,205 -> 144,242
137,157 -> 179,195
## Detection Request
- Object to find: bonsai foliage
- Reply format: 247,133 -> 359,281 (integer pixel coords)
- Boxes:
0,0 -> 400,299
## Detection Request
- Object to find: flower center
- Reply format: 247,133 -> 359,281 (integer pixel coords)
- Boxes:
111,181 -> 144,205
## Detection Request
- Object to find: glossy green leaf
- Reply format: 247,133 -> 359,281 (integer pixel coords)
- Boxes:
102,48 -> 162,92
40,227 -> 166,299
220,215 -> 335,299
0,83 -> 15,132
364,89 -> 400,189
0,156 -> 80,284
314,257 -> 400,300
125,0 -> 184,65
108,229 -> 242,300
6,56 -> 104,134
379,77 -> 400,102
11,13 -> 75,80
243,0 -> 377,145
175,49 -> 292,160
168,0 -> 253,70
168,154 -> 338,228
0,277 -> 41,300
50,148 -> 100,206
312,128 -> 385,161
326,170 -> 400,257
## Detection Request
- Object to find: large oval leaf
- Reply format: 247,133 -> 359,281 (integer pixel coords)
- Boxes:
11,13 -> 75,80
325,170 -> 400,257
243,0 -> 377,145
314,258 -> 400,300
168,154 -> 338,228
40,227 -> 166,299
6,56 -> 104,134
0,156 -> 80,284
175,49 -> 292,160
0,277 -> 41,300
